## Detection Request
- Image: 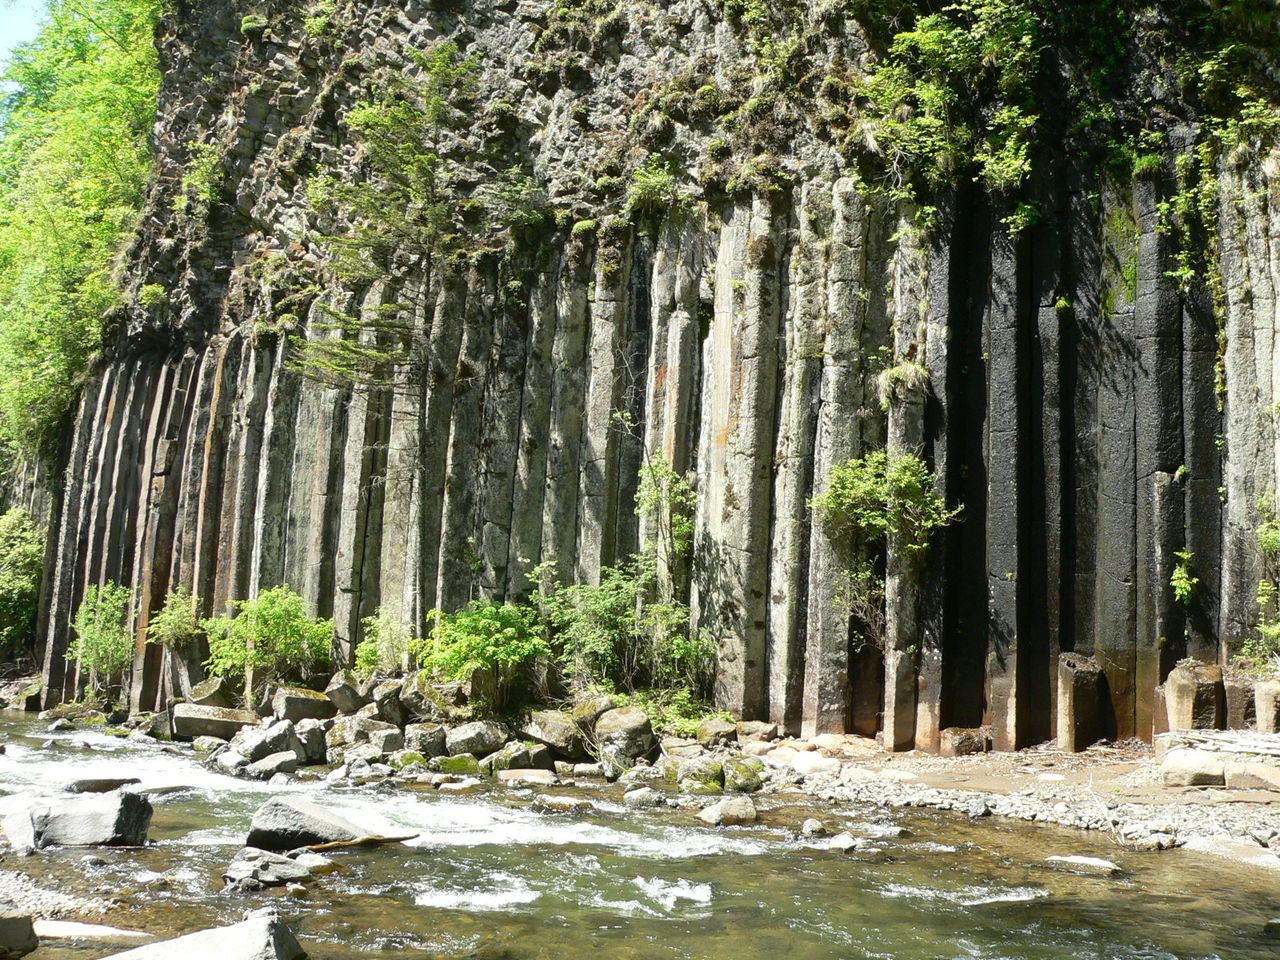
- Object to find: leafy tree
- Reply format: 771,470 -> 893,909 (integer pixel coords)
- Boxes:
0,0 -> 160,447
0,507 -> 44,660
203,585 -> 333,688
67,581 -> 134,693
145,587 -> 202,649
414,601 -> 546,709
354,605 -> 417,679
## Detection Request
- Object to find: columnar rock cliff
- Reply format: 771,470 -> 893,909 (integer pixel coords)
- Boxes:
33,0 -> 1280,749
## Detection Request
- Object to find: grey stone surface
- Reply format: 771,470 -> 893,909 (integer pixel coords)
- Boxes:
172,705 -> 258,741
3,793 -> 152,849
246,796 -> 363,851
97,908 -> 304,960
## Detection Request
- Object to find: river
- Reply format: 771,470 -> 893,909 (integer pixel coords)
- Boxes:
0,714 -> 1274,959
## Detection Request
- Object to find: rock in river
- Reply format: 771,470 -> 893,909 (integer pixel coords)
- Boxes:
223,848 -> 313,891
445,720 -> 508,757
98,908 -> 305,960
0,907 -> 37,958
171,704 -> 259,741
247,796 -> 363,851
3,793 -> 152,850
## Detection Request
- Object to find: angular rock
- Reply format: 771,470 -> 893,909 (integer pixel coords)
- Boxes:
403,723 -> 447,758
659,737 -> 703,759
428,753 -> 481,775
799,818 -> 826,837
1164,663 -> 1225,731
571,694 -> 618,729
1056,653 -> 1108,752
533,794 -> 592,814
246,796 -> 363,851
325,716 -> 396,749
293,719 -> 327,764
271,686 -> 335,723
3,793 -> 152,849
232,720 -> 305,765
695,717 -> 737,746
496,768 -> 556,785
1159,747 -> 1226,786
696,796 -> 757,826
192,736 -> 226,753
366,727 -> 403,755
66,778 -> 140,794
522,709 -> 585,760
677,756 -> 724,794
171,704 -> 258,741
723,756 -> 765,793
1224,676 -> 1256,730
940,727 -> 990,757
325,670 -> 369,714
372,680 -> 406,727
479,741 -> 531,774
0,908 -> 36,959
1256,679 -> 1280,734
594,707 -> 655,768
97,908 -> 304,960
446,720 -> 508,757
397,672 -> 456,722
187,677 -> 236,710
623,786 -> 661,807
790,752 -> 840,777
246,751 -> 299,780
736,720 -> 779,742
1224,760 -> 1280,791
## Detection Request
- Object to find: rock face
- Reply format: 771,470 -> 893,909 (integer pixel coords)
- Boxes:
3,793 -> 152,849
246,796 -> 363,851
98,908 -> 305,960
28,0 -> 1280,753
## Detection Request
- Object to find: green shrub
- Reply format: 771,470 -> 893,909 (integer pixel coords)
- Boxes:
610,687 -> 730,738
139,284 -> 167,309
810,449 -> 957,552
1170,550 -> 1198,607
240,14 -> 269,34
0,508 -> 44,658
624,156 -> 688,216
415,601 -> 547,708
203,585 -> 333,687
354,605 -> 416,679
68,581 -> 134,690
145,587 -> 201,649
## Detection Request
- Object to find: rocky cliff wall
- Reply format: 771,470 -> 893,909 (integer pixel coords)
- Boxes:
34,0 -> 1280,749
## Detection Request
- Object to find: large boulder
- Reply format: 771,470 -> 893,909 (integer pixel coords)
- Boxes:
187,677 -> 236,710
1056,653 -> 1108,751
521,710 -> 585,760
1164,663 -> 1225,731
271,686 -> 335,723
325,670 -> 369,714
171,704 -> 258,741
446,720 -> 508,757
97,908 -> 304,960
223,847 -> 312,891
1160,747 -> 1226,786
293,719 -> 327,764
1257,679 -> 1280,734
230,720 -> 305,765
697,796 -> 757,826
695,717 -> 737,747
398,672 -> 457,722
677,756 -> 724,794
372,680 -> 406,727
325,716 -> 396,750
247,796 -> 363,851
4,793 -> 152,849
404,723 -> 447,758
1224,676 -> 1256,730
594,707 -> 655,767
246,752 -> 300,780
723,756 -> 766,793
571,694 -> 617,729
0,908 -> 36,958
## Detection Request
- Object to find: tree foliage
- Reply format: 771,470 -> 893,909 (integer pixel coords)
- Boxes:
203,585 -> 333,687
145,587 -> 202,649
415,600 -> 546,709
0,507 -> 44,658
0,0 -> 160,448
68,580 -> 134,690
811,449 -> 957,552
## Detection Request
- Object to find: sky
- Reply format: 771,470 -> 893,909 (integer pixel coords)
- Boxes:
0,0 -> 46,70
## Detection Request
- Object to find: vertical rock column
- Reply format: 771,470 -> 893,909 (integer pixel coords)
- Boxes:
696,195 -> 783,719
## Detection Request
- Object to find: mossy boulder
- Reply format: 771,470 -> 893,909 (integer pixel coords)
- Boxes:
677,756 -> 724,795
723,756 -> 765,793
388,750 -> 428,771
429,753 -> 481,775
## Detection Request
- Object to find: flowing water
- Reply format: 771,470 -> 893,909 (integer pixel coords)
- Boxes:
0,714 -> 1276,959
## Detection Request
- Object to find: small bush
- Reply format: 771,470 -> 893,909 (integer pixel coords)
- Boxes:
146,587 -> 202,649
811,449 -> 957,552
0,508 -> 44,659
203,585 -> 333,687
611,688 -> 731,739
415,601 -> 547,708
355,606 -> 416,679
240,14 -> 269,34
139,284 -> 167,309
1170,550 -> 1198,607
68,582 -> 134,690
624,156 -> 688,216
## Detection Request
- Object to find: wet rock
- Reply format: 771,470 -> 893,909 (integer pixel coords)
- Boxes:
172,704 -> 259,741
246,751 -> 299,780
293,719 -> 327,764
324,670 -> 369,714
594,707 -> 655,769
533,794 -> 592,814
66,778 -> 140,794
192,736 -> 226,753
799,818 -> 826,837
3,793 -> 152,850
215,750 -> 249,774
188,677 -> 236,710
1265,918 -> 1280,938
695,717 -> 737,746
828,832 -> 870,853
1159,747 -> 1226,786
966,797 -> 992,818
1164,663 -> 1225,731
271,686 -> 335,723
231,720 -> 305,765
46,719 -> 74,733
572,763 -> 604,778
696,796 -> 757,826
246,796 -> 363,851
723,756 -> 765,793
522,709 -> 585,760
387,750 -> 429,771
1045,854 -> 1121,876
372,680 -> 406,727
404,723 -> 447,758
223,847 -> 311,891
97,907 -> 305,959
677,756 -> 724,794
497,769 -> 557,785
429,753 -> 480,775
479,741 -> 532,774
0,908 -> 37,958
445,720 -> 508,757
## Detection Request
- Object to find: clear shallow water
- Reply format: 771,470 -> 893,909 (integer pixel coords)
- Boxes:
1,716 -> 1277,959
